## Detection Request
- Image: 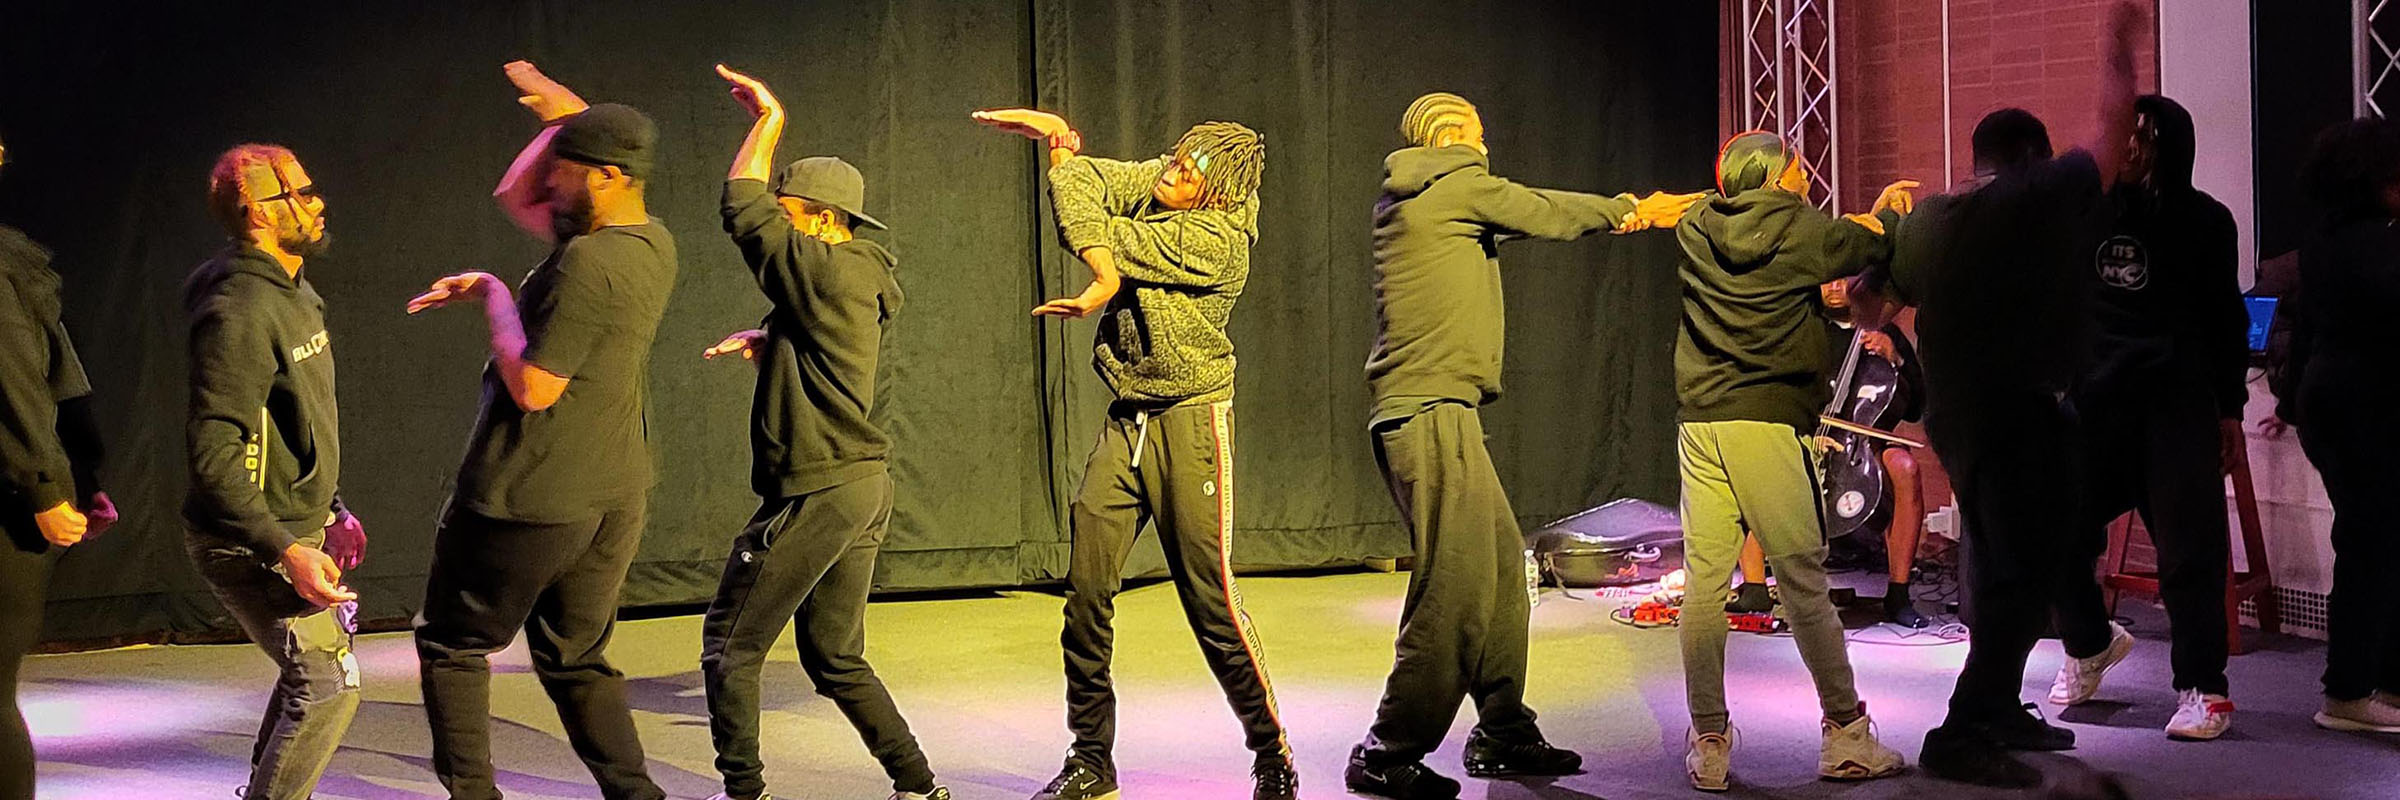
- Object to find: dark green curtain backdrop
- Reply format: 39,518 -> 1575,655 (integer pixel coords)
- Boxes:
0,0 -> 1713,644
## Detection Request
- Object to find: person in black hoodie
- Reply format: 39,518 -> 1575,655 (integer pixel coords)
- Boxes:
1878,4 -> 2143,787
693,65 -> 949,800
1670,130 -> 1912,792
1,135 -> 114,800
2045,95 -> 2247,741
182,143 -> 365,800
1345,92 -> 1695,800
2263,117 -> 2400,734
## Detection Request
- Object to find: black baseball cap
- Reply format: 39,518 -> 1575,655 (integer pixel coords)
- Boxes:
554,103 -> 657,178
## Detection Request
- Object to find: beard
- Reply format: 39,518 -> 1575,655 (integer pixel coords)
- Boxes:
278,223 -> 331,259
549,190 -> 596,241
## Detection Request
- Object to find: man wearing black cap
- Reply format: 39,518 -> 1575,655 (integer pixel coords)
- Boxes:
2,134 -> 115,800
693,65 -> 949,800
1878,4 -> 2144,787
406,62 -> 678,800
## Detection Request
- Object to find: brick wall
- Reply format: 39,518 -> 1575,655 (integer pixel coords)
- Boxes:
1836,0 -> 2159,211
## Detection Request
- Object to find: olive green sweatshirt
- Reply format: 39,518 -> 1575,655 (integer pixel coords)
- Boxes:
1048,155 -> 1256,408
1365,145 -> 1636,422
1672,189 -> 1898,430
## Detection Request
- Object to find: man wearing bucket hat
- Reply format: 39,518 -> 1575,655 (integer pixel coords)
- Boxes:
406,61 -> 678,800
1669,128 -> 1916,792
693,65 -> 948,800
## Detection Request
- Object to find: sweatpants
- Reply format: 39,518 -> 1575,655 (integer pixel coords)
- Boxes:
1,529 -> 51,800
1676,420 -> 1861,733
1931,391 -> 2092,727
414,502 -> 662,800
700,473 -> 935,798
1359,402 -> 1543,764
187,530 -> 362,800
2298,390 -> 2400,701
2054,380 -> 2231,695
1062,399 -> 1287,773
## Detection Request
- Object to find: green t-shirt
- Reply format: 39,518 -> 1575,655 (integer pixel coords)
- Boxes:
452,220 -> 678,522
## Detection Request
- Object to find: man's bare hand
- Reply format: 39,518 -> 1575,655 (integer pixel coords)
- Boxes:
82,492 -> 118,538
703,329 -> 767,361
2256,414 -> 2291,438
716,64 -> 781,120
1873,180 -> 1921,216
505,60 -> 589,123
407,272 -> 501,314
324,511 -> 367,571
1619,191 -> 1704,234
972,108 -> 1070,141
34,501 -> 87,548
1033,285 -> 1117,319
279,543 -> 358,608
1861,330 -> 1899,363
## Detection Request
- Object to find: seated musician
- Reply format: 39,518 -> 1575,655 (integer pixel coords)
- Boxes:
1731,276 -> 1930,628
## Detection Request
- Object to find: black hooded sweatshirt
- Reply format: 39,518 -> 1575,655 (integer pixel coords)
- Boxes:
1673,189 -> 1899,431
183,244 -> 346,562
0,225 -> 103,526
2083,95 -> 2248,419
1366,145 -> 1635,423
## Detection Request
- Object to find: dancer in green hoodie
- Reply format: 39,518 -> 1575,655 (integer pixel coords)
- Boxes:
1347,92 -> 1696,800
1671,131 -> 1913,792
974,107 -> 1291,800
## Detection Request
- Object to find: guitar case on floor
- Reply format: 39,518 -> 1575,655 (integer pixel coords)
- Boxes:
1525,498 -> 1684,587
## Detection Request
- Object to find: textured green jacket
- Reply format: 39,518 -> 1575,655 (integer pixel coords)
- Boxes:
1049,155 -> 1257,407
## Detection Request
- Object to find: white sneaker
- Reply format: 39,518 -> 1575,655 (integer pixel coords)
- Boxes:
2315,695 -> 2400,733
2048,621 -> 2133,705
1819,711 -> 1907,780
2164,689 -> 2233,740
892,788 -> 952,800
1686,727 -> 1735,792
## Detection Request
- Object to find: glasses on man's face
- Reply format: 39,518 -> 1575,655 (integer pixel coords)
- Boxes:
256,185 -> 322,204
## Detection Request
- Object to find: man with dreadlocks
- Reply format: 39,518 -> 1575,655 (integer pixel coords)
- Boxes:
1347,92 -> 1697,800
973,107 -> 1290,800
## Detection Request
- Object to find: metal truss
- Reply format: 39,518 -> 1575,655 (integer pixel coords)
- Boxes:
1737,0 -> 1841,210
2363,0 -> 2398,118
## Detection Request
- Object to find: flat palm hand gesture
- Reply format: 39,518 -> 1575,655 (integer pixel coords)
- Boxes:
972,108 -> 1069,141
407,272 -> 499,314
703,329 -> 767,361
715,64 -> 781,119
505,60 -> 589,123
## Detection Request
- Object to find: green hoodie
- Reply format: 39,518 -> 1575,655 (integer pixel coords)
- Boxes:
1049,154 -> 1256,407
1672,189 -> 1897,430
1366,145 -> 1636,422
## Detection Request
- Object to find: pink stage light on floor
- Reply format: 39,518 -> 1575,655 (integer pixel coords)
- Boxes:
17,680 -> 228,743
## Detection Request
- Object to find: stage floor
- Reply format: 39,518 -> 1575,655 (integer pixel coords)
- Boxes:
20,571 -> 2397,799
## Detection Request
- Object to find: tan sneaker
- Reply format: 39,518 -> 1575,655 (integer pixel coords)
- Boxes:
1819,711 -> 1907,780
1686,728 -> 1735,792
2316,696 -> 2400,733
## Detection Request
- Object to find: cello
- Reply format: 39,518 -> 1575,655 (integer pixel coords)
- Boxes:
1818,324 -> 1911,542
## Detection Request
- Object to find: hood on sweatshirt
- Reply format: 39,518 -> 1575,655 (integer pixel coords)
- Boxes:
1679,188 -> 1810,277
2136,94 -> 2197,192
1382,145 -> 1489,199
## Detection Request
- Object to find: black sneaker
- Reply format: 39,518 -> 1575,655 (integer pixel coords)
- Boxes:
1919,725 -> 2041,788
1031,763 -> 1119,800
1726,583 -> 1775,613
1975,703 -> 2075,751
1252,757 -> 1299,800
1461,729 -> 1584,777
1884,583 -> 1930,628
1345,744 -> 1461,800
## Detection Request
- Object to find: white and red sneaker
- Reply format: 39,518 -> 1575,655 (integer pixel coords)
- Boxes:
2165,689 -> 2233,741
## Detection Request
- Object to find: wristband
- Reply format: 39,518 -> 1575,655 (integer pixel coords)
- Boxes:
1047,129 -> 1083,154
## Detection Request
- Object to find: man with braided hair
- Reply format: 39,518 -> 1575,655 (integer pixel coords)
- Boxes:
1348,92 -> 1697,800
974,108 -> 1292,800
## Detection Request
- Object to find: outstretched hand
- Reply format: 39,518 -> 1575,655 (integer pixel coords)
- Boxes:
1873,180 -> 1922,216
505,60 -> 589,123
1033,285 -> 1116,319
716,64 -> 782,119
1616,191 -> 1704,234
703,329 -> 767,361
972,108 -> 1070,141
406,272 -> 501,314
